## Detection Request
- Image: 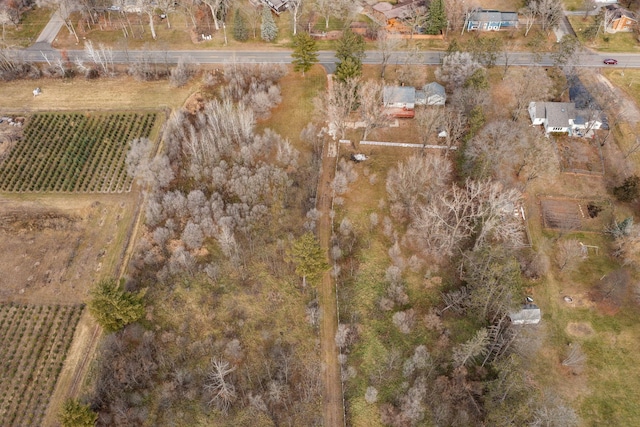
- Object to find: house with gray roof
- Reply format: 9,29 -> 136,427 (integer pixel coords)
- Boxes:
383,86 -> 416,109
528,101 -> 603,136
466,9 -> 519,31
416,82 -> 446,106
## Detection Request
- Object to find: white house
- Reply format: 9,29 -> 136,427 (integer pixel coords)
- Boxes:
509,304 -> 541,325
416,82 -> 446,106
529,101 -> 602,136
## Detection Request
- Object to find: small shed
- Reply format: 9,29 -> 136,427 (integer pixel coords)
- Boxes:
383,86 -> 416,109
509,303 -> 541,325
416,82 -> 446,106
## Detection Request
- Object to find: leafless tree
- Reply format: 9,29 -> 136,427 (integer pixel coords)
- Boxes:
244,3 -> 262,39
156,0 -> 174,28
0,9 -> 12,40
81,40 -> 114,75
403,345 -> 433,379
554,239 -> 586,272
202,0 -> 229,31
376,29 -> 401,78
315,0 -> 333,29
520,3 -> 537,37
439,108 -> 467,150
386,154 -> 452,221
410,180 -> 524,258
436,51 -> 484,91
402,2 -> 428,39
444,0 -> 469,32
334,0 -> 358,27
288,0 -> 303,35
182,221 -> 204,249
415,107 -> 441,146
392,309 -> 416,334
510,67 -> 553,121
325,76 -> 359,139
335,323 -> 356,350
465,120 -> 559,187
532,0 -> 564,32
135,0 -> 158,39
204,358 -> 237,413
358,79 -> 390,140
170,56 -> 198,87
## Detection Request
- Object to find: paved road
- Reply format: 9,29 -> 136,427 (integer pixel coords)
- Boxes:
34,10 -> 64,44
13,46 -> 640,68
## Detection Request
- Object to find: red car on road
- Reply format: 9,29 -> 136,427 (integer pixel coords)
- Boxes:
603,59 -> 618,65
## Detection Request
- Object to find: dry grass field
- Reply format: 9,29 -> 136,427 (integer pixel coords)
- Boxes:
0,76 -> 196,112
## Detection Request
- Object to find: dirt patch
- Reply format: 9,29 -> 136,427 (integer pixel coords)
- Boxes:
566,321 -> 595,337
539,196 -> 611,232
560,291 -> 596,309
0,193 -> 137,304
555,136 -> 604,175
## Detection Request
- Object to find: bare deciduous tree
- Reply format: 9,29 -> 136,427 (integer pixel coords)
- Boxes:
392,308 -> 416,334
325,76 -> 359,139
288,0 -> 303,35
554,239 -> 585,272
436,51 -> 484,91
358,79 -> 390,140
410,180 -> 524,258
465,120 -> 559,187
376,29 -> 401,78
204,358 -> 237,413
386,154 -> 452,221
170,56 -> 198,87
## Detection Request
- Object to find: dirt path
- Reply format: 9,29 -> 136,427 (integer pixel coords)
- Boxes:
317,126 -> 345,426
41,190 -> 146,426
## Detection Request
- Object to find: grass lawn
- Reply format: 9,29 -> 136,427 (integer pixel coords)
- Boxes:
0,76 -> 197,111
1,6 -> 52,48
257,64 -> 326,147
569,16 -> 640,52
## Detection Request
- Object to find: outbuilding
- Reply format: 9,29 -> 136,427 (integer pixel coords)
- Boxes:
509,303 -> 541,325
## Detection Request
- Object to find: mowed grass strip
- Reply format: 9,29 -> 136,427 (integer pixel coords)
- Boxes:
0,304 -> 84,427
0,112 -> 157,193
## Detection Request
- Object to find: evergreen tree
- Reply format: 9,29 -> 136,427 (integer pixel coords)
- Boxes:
335,56 -> 362,81
425,0 -> 446,35
58,399 -> 98,427
291,32 -> 319,76
335,28 -> 365,81
261,7 -> 278,42
233,9 -> 248,41
287,232 -> 328,287
335,27 -> 365,63
88,278 -> 145,333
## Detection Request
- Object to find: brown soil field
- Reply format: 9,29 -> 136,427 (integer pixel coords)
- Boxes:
0,193 -> 138,305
